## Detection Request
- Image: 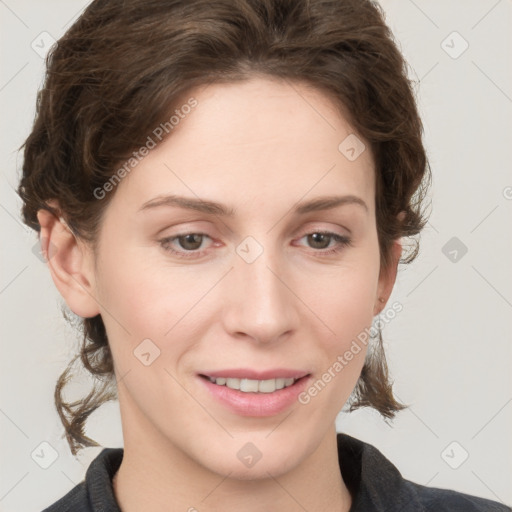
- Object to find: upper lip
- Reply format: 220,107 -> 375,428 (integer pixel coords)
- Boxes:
199,368 -> 310,380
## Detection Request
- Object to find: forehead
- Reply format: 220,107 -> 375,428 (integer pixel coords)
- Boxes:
110,76 -> 375,214
173,76 -> 365,156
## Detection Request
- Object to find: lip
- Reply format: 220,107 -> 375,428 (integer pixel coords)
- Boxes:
199,368 -> 309,380
198,371 -> 312,417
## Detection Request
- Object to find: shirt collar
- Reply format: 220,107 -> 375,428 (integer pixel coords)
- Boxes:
337,433 -> 426,511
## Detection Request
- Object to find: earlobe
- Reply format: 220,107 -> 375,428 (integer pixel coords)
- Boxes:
37,208 -> 101,318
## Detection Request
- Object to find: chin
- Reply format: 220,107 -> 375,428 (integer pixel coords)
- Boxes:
204,453 -> 300,481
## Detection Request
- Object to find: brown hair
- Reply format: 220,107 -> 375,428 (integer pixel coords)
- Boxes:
18,0 -> 431,455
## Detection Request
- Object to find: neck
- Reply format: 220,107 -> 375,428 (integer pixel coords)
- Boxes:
112,400 -> 352,512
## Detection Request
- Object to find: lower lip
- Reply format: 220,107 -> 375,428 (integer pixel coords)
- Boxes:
199,375 -> 311,417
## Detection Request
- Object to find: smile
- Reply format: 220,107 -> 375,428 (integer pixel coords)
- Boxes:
198,372 -> 312,417
204,376 -> 298,393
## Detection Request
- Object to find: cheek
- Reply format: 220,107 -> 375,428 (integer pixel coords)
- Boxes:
94,248 -> 218,361
315,275 -> 375,383
294,267 -> 378,412
301,253 -> 380,345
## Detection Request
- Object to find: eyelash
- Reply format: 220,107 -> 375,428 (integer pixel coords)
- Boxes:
158,230 -> 352,259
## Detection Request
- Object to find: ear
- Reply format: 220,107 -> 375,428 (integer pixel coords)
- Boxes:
37,208 -> 101,318
373,211 -> 406,316
373,238 -> 402,315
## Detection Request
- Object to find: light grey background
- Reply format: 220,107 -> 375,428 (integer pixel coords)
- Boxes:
1,1 -> 511,510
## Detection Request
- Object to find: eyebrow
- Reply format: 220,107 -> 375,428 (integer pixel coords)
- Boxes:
139,194 -> 368,216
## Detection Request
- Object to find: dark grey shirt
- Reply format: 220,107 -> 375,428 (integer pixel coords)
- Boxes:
42,433 -> 511,511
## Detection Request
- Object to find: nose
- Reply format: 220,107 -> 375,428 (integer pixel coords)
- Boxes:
222,241 -> 299,345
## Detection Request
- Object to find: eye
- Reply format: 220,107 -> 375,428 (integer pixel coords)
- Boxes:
297,231 -> 352,255
159,233 -> 212,259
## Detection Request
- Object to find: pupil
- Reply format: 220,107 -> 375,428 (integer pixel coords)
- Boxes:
181,234 -> 202,250
310,233 -> 328,249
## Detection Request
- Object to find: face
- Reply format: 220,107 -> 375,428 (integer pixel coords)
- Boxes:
82,77 -> 395,478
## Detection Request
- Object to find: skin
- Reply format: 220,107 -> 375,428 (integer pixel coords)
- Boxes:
38,76 -> 402,512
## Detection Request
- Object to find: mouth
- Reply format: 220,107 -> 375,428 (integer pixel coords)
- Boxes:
198,370 -> 311,417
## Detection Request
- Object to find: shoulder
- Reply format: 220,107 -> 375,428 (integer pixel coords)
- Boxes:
408,480 -> 512,512
41,482 -> 90,512
336,433 -> 511,512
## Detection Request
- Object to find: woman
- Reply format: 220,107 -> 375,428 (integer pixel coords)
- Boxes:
18,0 -> 511,510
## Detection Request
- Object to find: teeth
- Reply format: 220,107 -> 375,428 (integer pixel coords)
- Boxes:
275,378 -> 285,390
226,378 -> 240,390
207,376 -> 299,393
